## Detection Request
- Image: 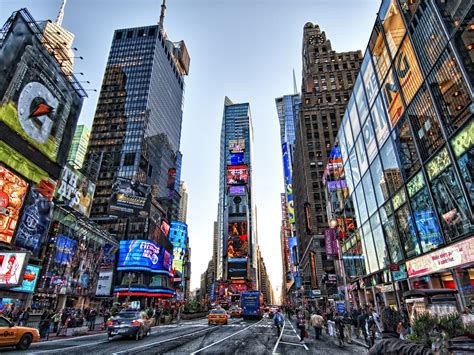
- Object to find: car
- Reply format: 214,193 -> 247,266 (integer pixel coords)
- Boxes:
0,315 -> 40,350
208,309 -> 228,325
106,310 -> 152,341
229,306 -> 242,318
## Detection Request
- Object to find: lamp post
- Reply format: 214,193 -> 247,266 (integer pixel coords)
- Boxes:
329,218 -> 350,311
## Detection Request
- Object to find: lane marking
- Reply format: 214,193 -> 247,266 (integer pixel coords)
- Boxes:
287,320 -> 309,351
272,320 -> 285,354
190,319 -> 264,354
31,340 -> 110,354
279,341 -> 307,347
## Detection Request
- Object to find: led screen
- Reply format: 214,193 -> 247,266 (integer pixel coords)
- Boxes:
229,139 -> 245,153
0,251 -> 29,287
109,177 -> 151,217
228,257 -> 247,279
227,221 -> 248,258
0,165 -> 29,244
229,185 -> 246,195
282,143 -> 295,224
11,264 -> 40,293
230,153 -> 244,165
117,240 -> 171,273
54,235 -> 76,265
227,165 -> 248,185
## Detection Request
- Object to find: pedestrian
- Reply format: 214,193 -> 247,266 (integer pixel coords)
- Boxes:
366,315 -> 377,348
296,308 -> 306,343
351,307 -> 360,338
51,311 -> 61,333
18,307 -> 30,326
342,311 -> 353,344
310,311 -> 324,340
334,312 -> 345,346
154,306 -> 162,326
88,308 -> 97,331
357,309 -> 369,343
274,308 -> 284,336
57,309 -> 69,336
368,307 -> 432,354
39,310 -> 51,339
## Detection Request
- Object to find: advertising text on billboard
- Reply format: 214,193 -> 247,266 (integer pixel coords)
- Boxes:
0,251 -> 29,287
227,165 -> 248,185
229,139 -> 245,153
109,178 -> 151,217
117,240 -> 171,274
12,264 -> 40,293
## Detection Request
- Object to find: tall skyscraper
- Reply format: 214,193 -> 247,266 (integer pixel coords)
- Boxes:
67,124 -> 91,170
292,22 -> 362,296
216,97 -> 257,299
178,180 -> 188,222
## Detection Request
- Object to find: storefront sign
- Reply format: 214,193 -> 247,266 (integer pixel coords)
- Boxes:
379,284 -> 394,293
0,251 -> 29,287
389,264 -> 400,272
95,270 -> 113,297
406,237 -> 474,277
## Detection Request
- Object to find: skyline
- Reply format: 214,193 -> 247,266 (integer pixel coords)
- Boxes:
0,0 -> 381,298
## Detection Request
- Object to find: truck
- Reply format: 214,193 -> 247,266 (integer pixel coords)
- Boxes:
241,291 -> 263,320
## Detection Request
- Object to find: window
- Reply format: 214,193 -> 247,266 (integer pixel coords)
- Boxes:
380,0 -> 407,57
370,213 -> 390,268
361,50 -> 379,106
371,93 -> 390,146
380,138 -> 404,195
453,12 -> 474,87
349,147 -> 361,186
391,115 -> 420,180
383,67 -> 405,128
434,0 -> 471,34
344,160 -> 354,194
395,38 -> 423,107
451,120 -> 474,206
356,133 -> 369,176
138,29 -> 145,37
123,152 -> 136,166
395,203 -> 421,258
362,221 -> 379,273
370,156 -> 387,207
379,202 -> 403,262
348,97 -> 361,139
369,19 -> 391,82
362,170 -> 377,217
127,31 -> 133,38
342,113 -> 354,148
362,115 -> 378,163
116,31 -> 123,40
408,87 -> 445,161
354,76 -> 369,122
148,28 -> 156,37
355,183 -> 368,223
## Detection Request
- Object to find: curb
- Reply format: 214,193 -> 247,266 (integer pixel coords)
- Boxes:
352,338 -> 370,349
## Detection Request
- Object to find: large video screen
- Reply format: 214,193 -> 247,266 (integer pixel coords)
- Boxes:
54,235 -> 76,265
0,165 -> 29,244
227,165 -> 248,185
230,153 -> 244,165
227,221 -> 248,258
109,178 -> 151,217
229,139 -> 245,153
0,13 -> 83,167
229,185 -> 246,195
0,251 -> 29,287
12,264 -> 40,293
228,257 -> 247,279
117,240 -> 171,273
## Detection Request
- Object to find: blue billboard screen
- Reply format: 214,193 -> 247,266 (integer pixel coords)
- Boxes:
11,264 -> 40,293
230,153 -> 244,165
282,143 -> 295,223
117,240 -> 171,273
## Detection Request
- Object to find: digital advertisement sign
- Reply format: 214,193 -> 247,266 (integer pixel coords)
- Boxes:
0,165 -> 29,244
117,240 -> 171,274
229,185 -> 246,195
54,235 -> 76,265
0,251 -> 29,287
11,264 -> 40,293
229,139 -> 245,153
282,143 -> 295,224
0,12 -> 83,167
227,221 -> 248,258
14,188 -> 53,256
227,165 -> 248,185
228,257 -> 247,279
95,270 -> 113,297
230,153 -> 244,165
55,165 -> 95,217
109,178 -> 151,217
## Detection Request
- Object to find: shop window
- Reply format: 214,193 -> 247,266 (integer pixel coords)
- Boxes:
349,147 -> 361,186
370,156 -> 388,207
356,133 -> 369,176
383,67 -> 405,128
380,0 -> 407,57
363,170 -> 377,217
355,183 -> 368,224
354,76 -> 369,122
395,37 -> 424,107
380,137 -> 404,195
428,48 -> 471,136
451,119 -> 474,206
349,97 -> 361,139
427,147 -> 474,240
369,19 -> 391,82
395,203 -> 421,258
408,87 -> 445,161
380,202 -> 404,263
452,11 -> 474,87
434,0 -> 471,34
370,213 -> 390,268
363,115 -> 378,163
361,50 -> 379,106
362,221 -> 379,273
392,115 -> 421,180
371,93 -> 390,146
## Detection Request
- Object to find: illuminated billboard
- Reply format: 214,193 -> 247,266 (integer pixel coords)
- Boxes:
230,153 -> 244,165
282,143 -> 295,224
14,188 -> 53,256
229,139 -> 245,153
0,12 -> 84,168
229,185 -> 246,195
0,165 -> 29,244
0,251 -> 29,287
228,257 -> 248,279
55,165 -> 95,217
11,264 -> 40,293
54,235 -> 76,265
95,270 -> 113,297
227,221 -> 248,258
109,178 -> 151,217
117,240 -> 171,274
227,165 -> 248,185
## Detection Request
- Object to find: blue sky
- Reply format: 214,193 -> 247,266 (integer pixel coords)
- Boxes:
1,0 -> 380,298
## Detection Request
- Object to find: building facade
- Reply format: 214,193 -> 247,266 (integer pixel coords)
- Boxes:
178,181 -> 188,223
67,125 -> 91,170
292,22 -> 362,299
326,0 -> 473,312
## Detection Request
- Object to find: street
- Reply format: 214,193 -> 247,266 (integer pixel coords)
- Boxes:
1,316 -> 368,354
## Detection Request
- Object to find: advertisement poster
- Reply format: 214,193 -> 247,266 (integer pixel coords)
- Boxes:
109,177 -> 151,217
282,143 -> 295,224
0,165 -> 29,244
324,229 -> 338,257
55,165 -> 95,217
167,168 -> 177,189
14,188 -> 53,255
163,250 -> 172,272
228,258 -> 247,279
230,153 -> 244,165
12,264 -> 40,293
229,139 -> 245,153
0,14 -> 83,166
229,185 -> 246,195
95,270 -> 113,297
0,251 -> 29,287
100,243 -> 116,269
227,221 -> 248,258
227,165 -> 248,185
117,240 -> 169,273
54,235 -> 76,265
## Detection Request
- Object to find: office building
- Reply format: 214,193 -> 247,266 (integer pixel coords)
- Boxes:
67,125 -> 91,170
178,181 -> 188,223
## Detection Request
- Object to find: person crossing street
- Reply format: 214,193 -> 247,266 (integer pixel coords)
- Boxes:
274,308 -> 284,336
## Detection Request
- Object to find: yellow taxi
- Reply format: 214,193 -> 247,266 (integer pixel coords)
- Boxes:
207,308 -> 228,325
229,306 -> 242,318
0,316 -> 40,350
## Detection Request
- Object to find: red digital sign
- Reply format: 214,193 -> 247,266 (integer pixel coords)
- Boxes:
227,221 -> 248,258
227,165 -> 248,185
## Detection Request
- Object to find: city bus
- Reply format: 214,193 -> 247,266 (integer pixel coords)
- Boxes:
241,291 -> 263,320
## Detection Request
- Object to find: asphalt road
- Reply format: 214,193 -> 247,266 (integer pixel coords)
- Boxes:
1,316 -> 368,354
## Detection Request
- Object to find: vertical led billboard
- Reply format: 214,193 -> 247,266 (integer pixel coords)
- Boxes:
227,221 -> 248,258
227,165 -> 248,185
229,139 -> 245,153
282,143 -> 295,224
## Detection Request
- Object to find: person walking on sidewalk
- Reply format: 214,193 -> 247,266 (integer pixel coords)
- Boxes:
51,311 -> 61,333
18,307 -> 30,326
357,309 -> 369,344
342,311 -> 353,344
310,311 -> 325,340
274,308 -> 284,336
368,307 -> 432,355
296,308 -> 306,343
88,308 -> 97,331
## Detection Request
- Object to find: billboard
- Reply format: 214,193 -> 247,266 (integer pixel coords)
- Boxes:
229,139 -> 245,153
282,143 -> 295,224
230,153 -> 244,165
228,258 -> 248,279
0,251 -> 29,287
99,243 -> 116,269
0,165 -> 29,244
95,270 -> 113,297
14,188 -> 53,256
324,229 -> 338,257
227,221 -> 248,258
55,165 -> 95,217
0,12 -> 83,167
167,168 -> 177,189
109,178 -> 151,217
54,235 -> 76,265
229,185 -> 246,195
117,240 -> 170,274
227,165 -> 248,185
11,264 -> 40,293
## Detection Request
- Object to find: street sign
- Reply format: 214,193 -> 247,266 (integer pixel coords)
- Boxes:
389,264 -> 400,272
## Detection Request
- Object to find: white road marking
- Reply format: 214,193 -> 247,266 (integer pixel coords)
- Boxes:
190,319 -> 265,354
272,320 -> 285,354
279,341 -> 307,347
287,320 -> 309,351
31,340 -> 110,354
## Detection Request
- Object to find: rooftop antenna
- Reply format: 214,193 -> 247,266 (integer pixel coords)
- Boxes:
159,0 -> 166,31
55,0 -> 67,26
293,69 -> 298,95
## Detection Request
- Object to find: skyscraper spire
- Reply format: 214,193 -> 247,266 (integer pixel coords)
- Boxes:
293,69 -> 298,95
159,0 -> 166,30
55,0 -> 67,26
